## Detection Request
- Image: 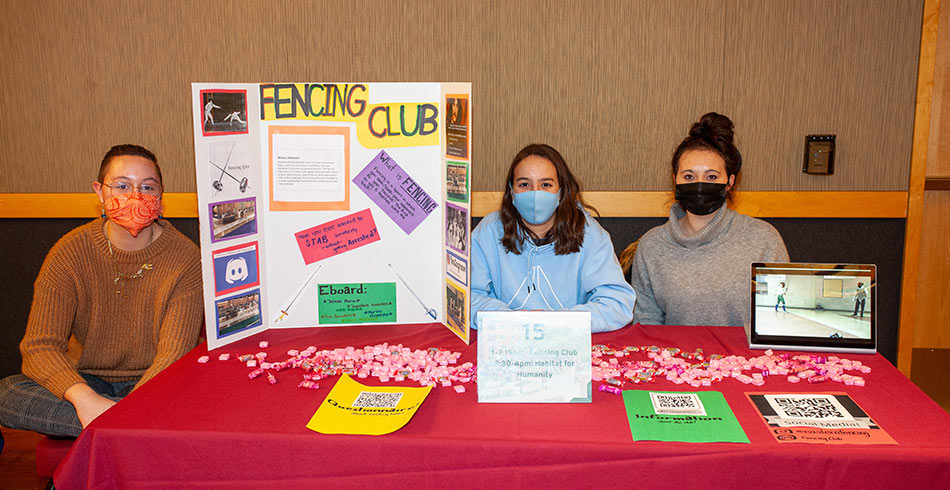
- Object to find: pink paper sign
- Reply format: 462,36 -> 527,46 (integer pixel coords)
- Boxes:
294,209 -> 380,264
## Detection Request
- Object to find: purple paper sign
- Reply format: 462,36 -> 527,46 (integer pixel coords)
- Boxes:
353,150 -> 438,234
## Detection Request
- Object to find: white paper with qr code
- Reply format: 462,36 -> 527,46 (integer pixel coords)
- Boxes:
650,392 -> 707,416
354,391 -> 404,409
758,394 -> 878,429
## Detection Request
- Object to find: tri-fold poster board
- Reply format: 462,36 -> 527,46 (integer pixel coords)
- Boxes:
191,83 -> 472,350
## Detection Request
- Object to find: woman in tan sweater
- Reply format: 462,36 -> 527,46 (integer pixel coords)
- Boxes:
0,144 -> 203,437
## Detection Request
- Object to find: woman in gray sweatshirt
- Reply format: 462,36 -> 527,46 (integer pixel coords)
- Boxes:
629,113 -> 788,327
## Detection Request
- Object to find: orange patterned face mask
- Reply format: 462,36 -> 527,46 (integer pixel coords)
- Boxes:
103,193 -> 163,237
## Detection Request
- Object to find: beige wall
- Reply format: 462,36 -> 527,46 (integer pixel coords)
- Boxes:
0,0 -> 923,193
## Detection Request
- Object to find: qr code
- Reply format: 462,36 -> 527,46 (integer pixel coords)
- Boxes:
650,392 -> 706,416
352,391 -> 403,409
771,396 -> 845,419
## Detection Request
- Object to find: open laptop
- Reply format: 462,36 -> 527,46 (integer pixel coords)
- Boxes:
749,263 -> 877,354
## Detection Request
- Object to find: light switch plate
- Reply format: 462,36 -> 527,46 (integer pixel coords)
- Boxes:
803,135 -> 835,175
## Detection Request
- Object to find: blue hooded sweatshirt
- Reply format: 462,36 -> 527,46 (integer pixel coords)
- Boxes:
470,211 -> 636,332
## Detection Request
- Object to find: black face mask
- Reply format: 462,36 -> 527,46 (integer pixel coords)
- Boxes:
675,182 -> 727,216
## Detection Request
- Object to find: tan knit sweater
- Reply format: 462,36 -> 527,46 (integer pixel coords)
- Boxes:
20,218 -> 204,398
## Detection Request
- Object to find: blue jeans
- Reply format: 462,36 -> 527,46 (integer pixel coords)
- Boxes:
0,373 -> 137,437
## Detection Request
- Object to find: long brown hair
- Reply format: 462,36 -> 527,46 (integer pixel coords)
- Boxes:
499,144 -> 597,255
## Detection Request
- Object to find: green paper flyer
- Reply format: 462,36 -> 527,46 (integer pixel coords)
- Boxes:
318,282 -> 396,324
622,390 -> 749,443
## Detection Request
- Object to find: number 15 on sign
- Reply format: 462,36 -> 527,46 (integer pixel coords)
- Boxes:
477,311 -> 591,403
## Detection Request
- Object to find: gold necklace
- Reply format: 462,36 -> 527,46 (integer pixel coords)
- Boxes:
105,222 -> 154,295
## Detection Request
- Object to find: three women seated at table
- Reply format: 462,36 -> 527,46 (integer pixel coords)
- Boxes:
1,113 -> 787,438
0,144 -> 203,437
471,112 -> 788,331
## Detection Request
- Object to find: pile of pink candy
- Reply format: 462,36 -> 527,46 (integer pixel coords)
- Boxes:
199,341 -> 476,393
592,344 -> 871,395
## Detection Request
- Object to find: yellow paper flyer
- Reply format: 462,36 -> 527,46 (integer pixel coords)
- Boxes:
306,374 -> 433,435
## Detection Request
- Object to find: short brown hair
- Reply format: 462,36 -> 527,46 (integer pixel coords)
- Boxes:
98,144 -> 162,184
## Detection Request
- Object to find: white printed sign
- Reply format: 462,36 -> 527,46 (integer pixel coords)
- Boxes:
476,311 -> 591,403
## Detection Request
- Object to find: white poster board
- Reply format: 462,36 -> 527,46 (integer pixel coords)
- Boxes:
191,83 -> 472,349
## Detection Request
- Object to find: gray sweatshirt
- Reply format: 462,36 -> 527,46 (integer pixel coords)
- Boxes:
630,203 -> 789,327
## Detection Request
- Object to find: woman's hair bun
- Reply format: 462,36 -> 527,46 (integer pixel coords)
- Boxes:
689,112 -> 734,144
672,112 -> 742,178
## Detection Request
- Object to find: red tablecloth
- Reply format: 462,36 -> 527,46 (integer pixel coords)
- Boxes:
55,323 -> 950,489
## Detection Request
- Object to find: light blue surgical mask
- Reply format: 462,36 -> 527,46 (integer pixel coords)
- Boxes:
512,190 -> 560,225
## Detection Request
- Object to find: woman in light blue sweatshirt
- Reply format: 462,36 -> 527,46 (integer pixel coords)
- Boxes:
470,144 -> 636,332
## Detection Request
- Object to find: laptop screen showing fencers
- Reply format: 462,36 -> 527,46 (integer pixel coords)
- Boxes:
749,263 -> 876,354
